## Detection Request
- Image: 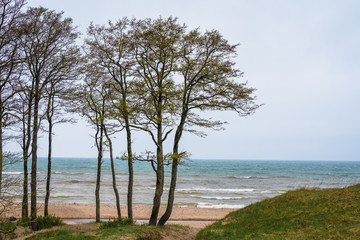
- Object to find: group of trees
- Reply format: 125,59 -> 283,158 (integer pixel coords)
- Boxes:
1,0 -> 81,231
1,0 -> 259,231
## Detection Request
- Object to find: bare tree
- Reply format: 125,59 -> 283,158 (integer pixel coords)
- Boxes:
103,124 -> 122,219
43,48 -> 80,216
11,86 -> 33,219
18,7 -> 80,230
0,0 -> 26,194
84,19 -> 136,219
71,75 -> 121,222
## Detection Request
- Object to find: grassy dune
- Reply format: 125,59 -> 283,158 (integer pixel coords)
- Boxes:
196,184 -> 360,240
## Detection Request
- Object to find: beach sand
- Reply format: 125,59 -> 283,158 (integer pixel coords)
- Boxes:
7,202 -> 236,228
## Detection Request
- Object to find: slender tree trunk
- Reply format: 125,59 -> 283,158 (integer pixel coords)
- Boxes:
44,120 -> 52,216
31,89 -> 39,231
104,127 -> 121,219
95,124 -> 104,223
149,122 -> 164,225
125,118 -> 133,219
22,97 -> 32,219
22,156 -> 28,218
158,110 -> 187,226
158,157 -> 178,226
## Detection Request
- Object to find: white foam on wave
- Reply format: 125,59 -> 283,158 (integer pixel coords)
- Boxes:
177,188 -> 255,193
197,203 -> 245,209
261,190 -> 286,194
3,171 -> 22,175
197,196 -> 248,200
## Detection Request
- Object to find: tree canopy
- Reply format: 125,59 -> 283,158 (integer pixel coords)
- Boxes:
1,3 -> 260,230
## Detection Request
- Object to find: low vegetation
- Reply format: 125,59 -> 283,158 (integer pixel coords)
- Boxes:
196,184 -> 360,239
21,222 -> 189,240
98,218 -> 134,229
18,215 -> 64,230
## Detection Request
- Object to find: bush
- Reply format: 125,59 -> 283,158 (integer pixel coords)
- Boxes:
0,220 -> 16,232
17,217 -> 31,227
36,215 -> 63,230
99,218 -> 134,229
0,220 -> 17,239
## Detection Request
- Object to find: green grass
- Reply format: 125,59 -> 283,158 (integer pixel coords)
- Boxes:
25,223 -> 188,240
196,184 -> 360,240
25,230 -> 96,240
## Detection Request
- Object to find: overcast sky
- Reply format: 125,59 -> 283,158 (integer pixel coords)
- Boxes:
11,0 -> 360,161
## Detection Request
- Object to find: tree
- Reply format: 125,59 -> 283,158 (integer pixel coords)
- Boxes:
158,29 -> 259,226
11,85 -> 33,219
18,7 -> 80,230
131,17 -> 185,225
103,121 -> 121,219
71,75 -> 121,222
44,64 -> 79,216
84,19 -> 136,219
0,0 -> 26,195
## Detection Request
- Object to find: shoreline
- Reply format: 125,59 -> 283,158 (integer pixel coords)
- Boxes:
7,202 -> 236,227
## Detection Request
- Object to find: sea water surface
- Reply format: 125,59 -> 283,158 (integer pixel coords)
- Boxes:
5,158 -> 360,208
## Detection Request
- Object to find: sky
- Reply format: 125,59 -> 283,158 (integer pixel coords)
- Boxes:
9,0 -> 360,161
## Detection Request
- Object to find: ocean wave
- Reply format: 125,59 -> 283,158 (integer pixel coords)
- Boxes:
196,196 -> 248,200
226,176 -> 265,179
260,190 -> 286,194
3,171 -> 22,175
66,180 -> 95,184
177,188 -> 255,193
196,203 -> 245,209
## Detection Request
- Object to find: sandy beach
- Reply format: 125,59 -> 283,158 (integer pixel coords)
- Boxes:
7,202 -> 236,228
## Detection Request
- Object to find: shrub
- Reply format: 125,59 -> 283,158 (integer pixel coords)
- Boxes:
36,215 -> 63,230
17,217 -> 31,227
99,218 -> 134,229
0,220 -> 17,239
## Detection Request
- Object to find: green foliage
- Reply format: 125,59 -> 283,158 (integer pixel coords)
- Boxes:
196,184 -> 360,240
0,220 -> 17,239
36,215 -> 64,230
25,230 -> 96,240
18,217 -> 32,227
99,218 -> 134,229
0,220 -> 16,232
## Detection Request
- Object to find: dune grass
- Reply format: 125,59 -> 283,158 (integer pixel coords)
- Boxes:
196,184 -> 360,240
25,222 -> 189,240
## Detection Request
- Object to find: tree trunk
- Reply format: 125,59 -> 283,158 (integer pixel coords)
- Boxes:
158,111 -> 187,226
22,155 -> 28,219
158,157 -> 178,226
149,122 -> 164,225
22,97 -> 32,219
104,127 -> 121,219
44,120 -> 52,216
30,89 -> 39,231
95,124 -> 104,223
125,118 -> 133,220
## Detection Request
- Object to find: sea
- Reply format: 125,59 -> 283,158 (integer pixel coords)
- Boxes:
4,158 -> 360,209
